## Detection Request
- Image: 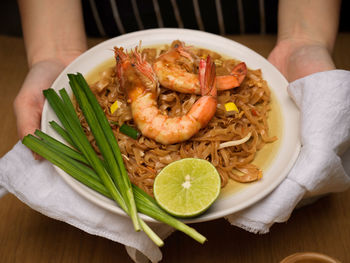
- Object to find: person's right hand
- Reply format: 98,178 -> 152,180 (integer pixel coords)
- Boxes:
14,59 -> 67,140
16,0 -> 86,141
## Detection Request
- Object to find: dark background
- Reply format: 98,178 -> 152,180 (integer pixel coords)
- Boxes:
1,0 -> 349,37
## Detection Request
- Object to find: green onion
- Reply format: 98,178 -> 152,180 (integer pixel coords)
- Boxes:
43,89 -> 129,216
43,82 -> 162,244
49,121 -> 76,148
22,134 -> 164,246
22,130 -> 206,244
23,134 -> 109,196
59,88 -> 82,127
109,122 -> 140,140
27,72 -> 207,246
68,74 -> 140,231
73,73 -> 140,228
132,185 -> 206,244
119,124 -> 140,140
34,129 -> 89,165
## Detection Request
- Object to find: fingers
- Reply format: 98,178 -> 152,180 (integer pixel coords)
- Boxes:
14,94 -> 45,159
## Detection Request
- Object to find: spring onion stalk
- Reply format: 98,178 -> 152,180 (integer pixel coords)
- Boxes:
34,129 -> 89,165
72,73 -> 140,229
49,121 -> 76,148
43,89 -> 129,216
75,73 -> 135,198
68,74 -> 140,231
43,87 -> 163,243
109,122 -> 140,140
23,134 -> 163,247
59,89 -> 82,126
23,131 -> 206,244
44,88 -> 129,216
132,185 -> 207,244
119,124 -> 140,140
76,73 -> 135,197
23,133 -> 163,246
43,89 -> 92,164
23,134 -> 109,196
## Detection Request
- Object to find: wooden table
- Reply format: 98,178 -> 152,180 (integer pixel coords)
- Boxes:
1,34 -> 349,262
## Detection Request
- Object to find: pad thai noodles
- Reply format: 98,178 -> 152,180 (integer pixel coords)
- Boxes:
75,40 -> 277,196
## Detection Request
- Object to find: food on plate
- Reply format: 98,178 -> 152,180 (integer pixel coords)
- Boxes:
115,46 -> 217,145
77,40 -> 277,196
153,41 -> 247,94
153,158 -> 221,218
23,75 -> 207,246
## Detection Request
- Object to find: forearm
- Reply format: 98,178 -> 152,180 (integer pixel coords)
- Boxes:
277,0 -> 341,51
18,0 -> 87,68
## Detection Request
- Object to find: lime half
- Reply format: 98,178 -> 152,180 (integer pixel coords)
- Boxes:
153,158 -> 221,218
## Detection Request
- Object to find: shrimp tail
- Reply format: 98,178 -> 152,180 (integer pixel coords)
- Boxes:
199,56 -> 217,97
216,62 -> 247,91
187,55 -> 217,130
230,62 -> 247,84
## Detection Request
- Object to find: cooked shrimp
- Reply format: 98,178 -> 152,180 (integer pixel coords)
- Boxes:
153,43 -> 247,95
115,47 -> 217,145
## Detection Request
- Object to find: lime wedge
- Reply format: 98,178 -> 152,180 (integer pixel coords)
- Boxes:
153,158 -> 221,218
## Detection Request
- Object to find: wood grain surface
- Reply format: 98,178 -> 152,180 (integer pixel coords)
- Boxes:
0,34 -> 349,263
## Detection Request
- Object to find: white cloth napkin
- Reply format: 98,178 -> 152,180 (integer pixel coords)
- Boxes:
1,70 -> 350,262
228,70 -> 350,232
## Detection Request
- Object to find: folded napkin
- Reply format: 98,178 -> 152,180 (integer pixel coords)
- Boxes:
1,70 -> 350,262
228,70 -> 350,232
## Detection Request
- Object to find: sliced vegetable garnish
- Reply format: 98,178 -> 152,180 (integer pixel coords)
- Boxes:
224,102 -> 239,113
49,120 -> 77,148
251,108 -> 258,116
24,73 -> 207,247
218,132 -> 252,149
119,124 -> 140,140
110,100 -> 119,114
109,122 -> 140,140
23,130 -> 206,244
68,73 -> 140,231
74,73 -> 142,229
153,158 -> 221,218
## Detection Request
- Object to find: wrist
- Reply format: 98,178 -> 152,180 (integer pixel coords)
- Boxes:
276,36 -> 329,53
276,0 -> 340,54
19,0 -> 87,68
27,44 -> 86,69
275,38 -> 332,63
269,39 -> 335,82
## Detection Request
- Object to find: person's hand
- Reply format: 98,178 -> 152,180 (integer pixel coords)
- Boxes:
15,0 -> 86,142
14,59 -> 68,140
268,38 -> 336,82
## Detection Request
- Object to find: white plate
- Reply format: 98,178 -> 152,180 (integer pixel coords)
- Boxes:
41,28 -> 300,223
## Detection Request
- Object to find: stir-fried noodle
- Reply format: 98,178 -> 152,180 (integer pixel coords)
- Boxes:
75,41 -> 277,196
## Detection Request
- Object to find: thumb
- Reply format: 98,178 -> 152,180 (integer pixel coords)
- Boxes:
15,97 -> 43,139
